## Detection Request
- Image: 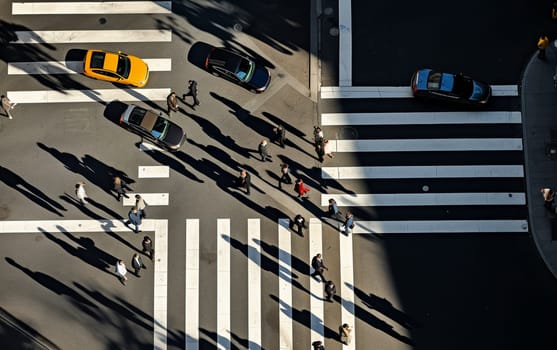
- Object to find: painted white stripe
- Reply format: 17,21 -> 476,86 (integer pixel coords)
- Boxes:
11,30 -> 172,44
321,111 -> 522,126
123,193 -> 168,206
185,219 -> 200,350
217,219 -> 231,350
309,218 -> 325,346
321,193 -> 526,207
247,219 -> 262,350
139,142 -> 166,152
278,218 -> 293,350
328,138 -> 523,152
322,165 -> 524,180
8,59 -> 172,75
13,1 -> 172,15
320,85 -> 519,99
338,0 -> 352,86
351,220 -> 529,234
7,88 -> 171,103
0,220 -> 168,350
339,227 -> 355,350
138,166 -> 170,179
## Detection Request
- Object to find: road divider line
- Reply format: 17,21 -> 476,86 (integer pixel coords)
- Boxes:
123,193 -> 168,206
321,193 -> 526,207
321,111 -> 522,125
7,88 -> 171,103
154,220 -> 168,350
13,1 -> 172,15
339,227 -> 355,349
329,138 -> 523,152
322,165 -> 524,180
217,219 -> 231,350
278,218 -> 293,350
11,30 -> 171,44
247,219 -> 262,350
138,166 -> 170,178
349,220 -> 529,234
309,218 -> 325,346
185,219 -> 200,350
8,59 -> 172,75
338,0 -> 352,86
320,85 -> 519,99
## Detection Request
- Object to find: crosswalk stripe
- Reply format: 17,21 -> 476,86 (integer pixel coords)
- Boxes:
309,218 -> 325,345
7,88 -> 171,103
139,142 -> 166,152
322,193 -> 526,206
338,0 -> 352,86
321,111 -> 522,125
7,59 -> 172,75
10,30 -> 172,44
352,220 -> 528,234
329,138 -> 523,152
247,219 -> 262,350
154,220 -> 169,350
278,219 -> 293,350
322,165 -> 524,179
123,193 -> 168,206
217,219 -> 231,350
320,85 -> 519,99
185,219 -> 200,350
12,1 -> 172,15
138,166 -> 170,178
339,228 -> 355,349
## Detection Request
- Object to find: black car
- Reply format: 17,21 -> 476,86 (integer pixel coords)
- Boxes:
205,47 -> 271,93
120,105 -> 186,151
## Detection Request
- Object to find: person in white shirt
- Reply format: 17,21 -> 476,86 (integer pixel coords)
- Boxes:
115,260 -> 128,285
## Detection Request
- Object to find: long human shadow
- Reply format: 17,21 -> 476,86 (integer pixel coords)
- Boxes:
60,193 -> 104,220
4,257 -> 101,321
0,307 -> 62,350
198,328 -> 242,350
140,146 -> 204,183
187,139 -> 245,173
0,166 -> 66,216
262,111 -> 312,146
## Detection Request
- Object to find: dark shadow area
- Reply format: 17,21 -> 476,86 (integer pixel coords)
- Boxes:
141,147 -> 204,183
103,100 -> 129,125
0,306 -> 62,350
355,288 -> 422,330
199,328 -> 241,350
186,42 -> 215,70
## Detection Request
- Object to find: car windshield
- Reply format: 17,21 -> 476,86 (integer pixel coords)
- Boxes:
90,52 -> 105,69
452,74 -> 473,97
236,58 -> 254,82
427,72 -> 442,89
151,117 -> 169,140
117,54 -> 131,78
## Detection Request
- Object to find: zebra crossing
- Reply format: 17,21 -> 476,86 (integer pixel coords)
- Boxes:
319,86 -> 529,234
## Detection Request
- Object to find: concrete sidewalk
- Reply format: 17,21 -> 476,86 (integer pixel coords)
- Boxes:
522,42 -> 557,279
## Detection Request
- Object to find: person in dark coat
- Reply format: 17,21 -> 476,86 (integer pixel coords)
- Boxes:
273,124 -> 286,148
325,280 -> 336,302
125,207 -> 142,233
291,214 -> 306,236
183,80 -> 199,108
113,176 -> 128,201
142,236 -> 154,260
237,170 -> 251,195
131,253 -> 145,276
327,198 -> 341,218
258,140 -> 272,161
310,253 -> 328,282
312,340 -> 325,350
278,163 -> 292,189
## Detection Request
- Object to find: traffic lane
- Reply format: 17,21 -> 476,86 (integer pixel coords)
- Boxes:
355,234 -> 557,350
351,0 -> 554,85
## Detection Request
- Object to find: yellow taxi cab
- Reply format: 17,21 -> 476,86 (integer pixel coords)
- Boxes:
83,50 -> 149,87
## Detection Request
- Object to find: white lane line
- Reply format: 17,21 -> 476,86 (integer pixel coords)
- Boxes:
8,59 -> 172,75
321,165 -> 525,180
329,138 -> 523,152
13,1 -> 172,15
123,193 -> 168,206
339,228 -> 355,350
11,30 -> 172,44
247,219 -> 262,350
350,220 -> 529,234
138,166 -> 170,179
321,111 -> 522,125
7,88 -> 171,103
338,0 -> 352,86
139,143 -> 166,153
321,193 -> 526,207
309,218 -> 325,346
185,219 -> 200,350
0,220 -> 168,350
278,218 -> 293,350
320,85 -> 519,99
217,219 -> 231,350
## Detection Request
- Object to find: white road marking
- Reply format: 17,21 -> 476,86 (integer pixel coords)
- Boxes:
339,228 -> 355,350
320,85 -> 519,99
217,219 -> 231,350
309,218 -> 325,346
247,219 -> 262,350
13,1 -> 172,15
8,59 -> 172,75
338,0 -> 352,86
7,88 -> 171,103
138,166 -> 170,179
321,111 -> 522,125
329,138 -> 523,152
321,165 -> 524,180
321,193 -> 526,207
11,30 -> 172,44
123,193 -> 169,206
185,219 -> 200,350
139,142 -> 166,153
278,218 -> 293,350
350,220 -> 529,234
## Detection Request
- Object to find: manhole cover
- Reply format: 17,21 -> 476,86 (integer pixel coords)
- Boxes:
323,7 -> 334,15
422,185 -> 429,192
99,17 -> 106,24
329,27 -> 339,37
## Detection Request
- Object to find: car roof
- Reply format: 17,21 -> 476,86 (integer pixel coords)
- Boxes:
140,110 -> 158,131
210,48 -> 243,72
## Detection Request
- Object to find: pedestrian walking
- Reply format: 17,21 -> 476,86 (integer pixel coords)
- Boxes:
341,210 -> 355,234
325,280 -> 336,302
278,163 -> 292,189
291,214 -> 306,236
294,178 -> 310,200
313,126 -> 324,146
310,253 -> 328,282
1,95 -> 16,119
339,323 -> 352,345
167,91 -> 178,115
125,207 -> 142,233
75,182 -> 88,205
273,124 -> 286,148
131,253 -> 145,276
135,194 -> 147,218
541,187 -> 555,209
113,176 -> 129,201
237,170 -> 251,195
183,80 -> 200,108
142,235 -> 154,260
328,198 -> 341,218
323,139 -> 334,158
312,340 -> 325,350
115,260 -> 128,285
258,139 -> 272,162
538,35 -> 549,59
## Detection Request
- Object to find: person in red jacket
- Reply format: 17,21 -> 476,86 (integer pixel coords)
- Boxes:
294,178 -> 310,200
